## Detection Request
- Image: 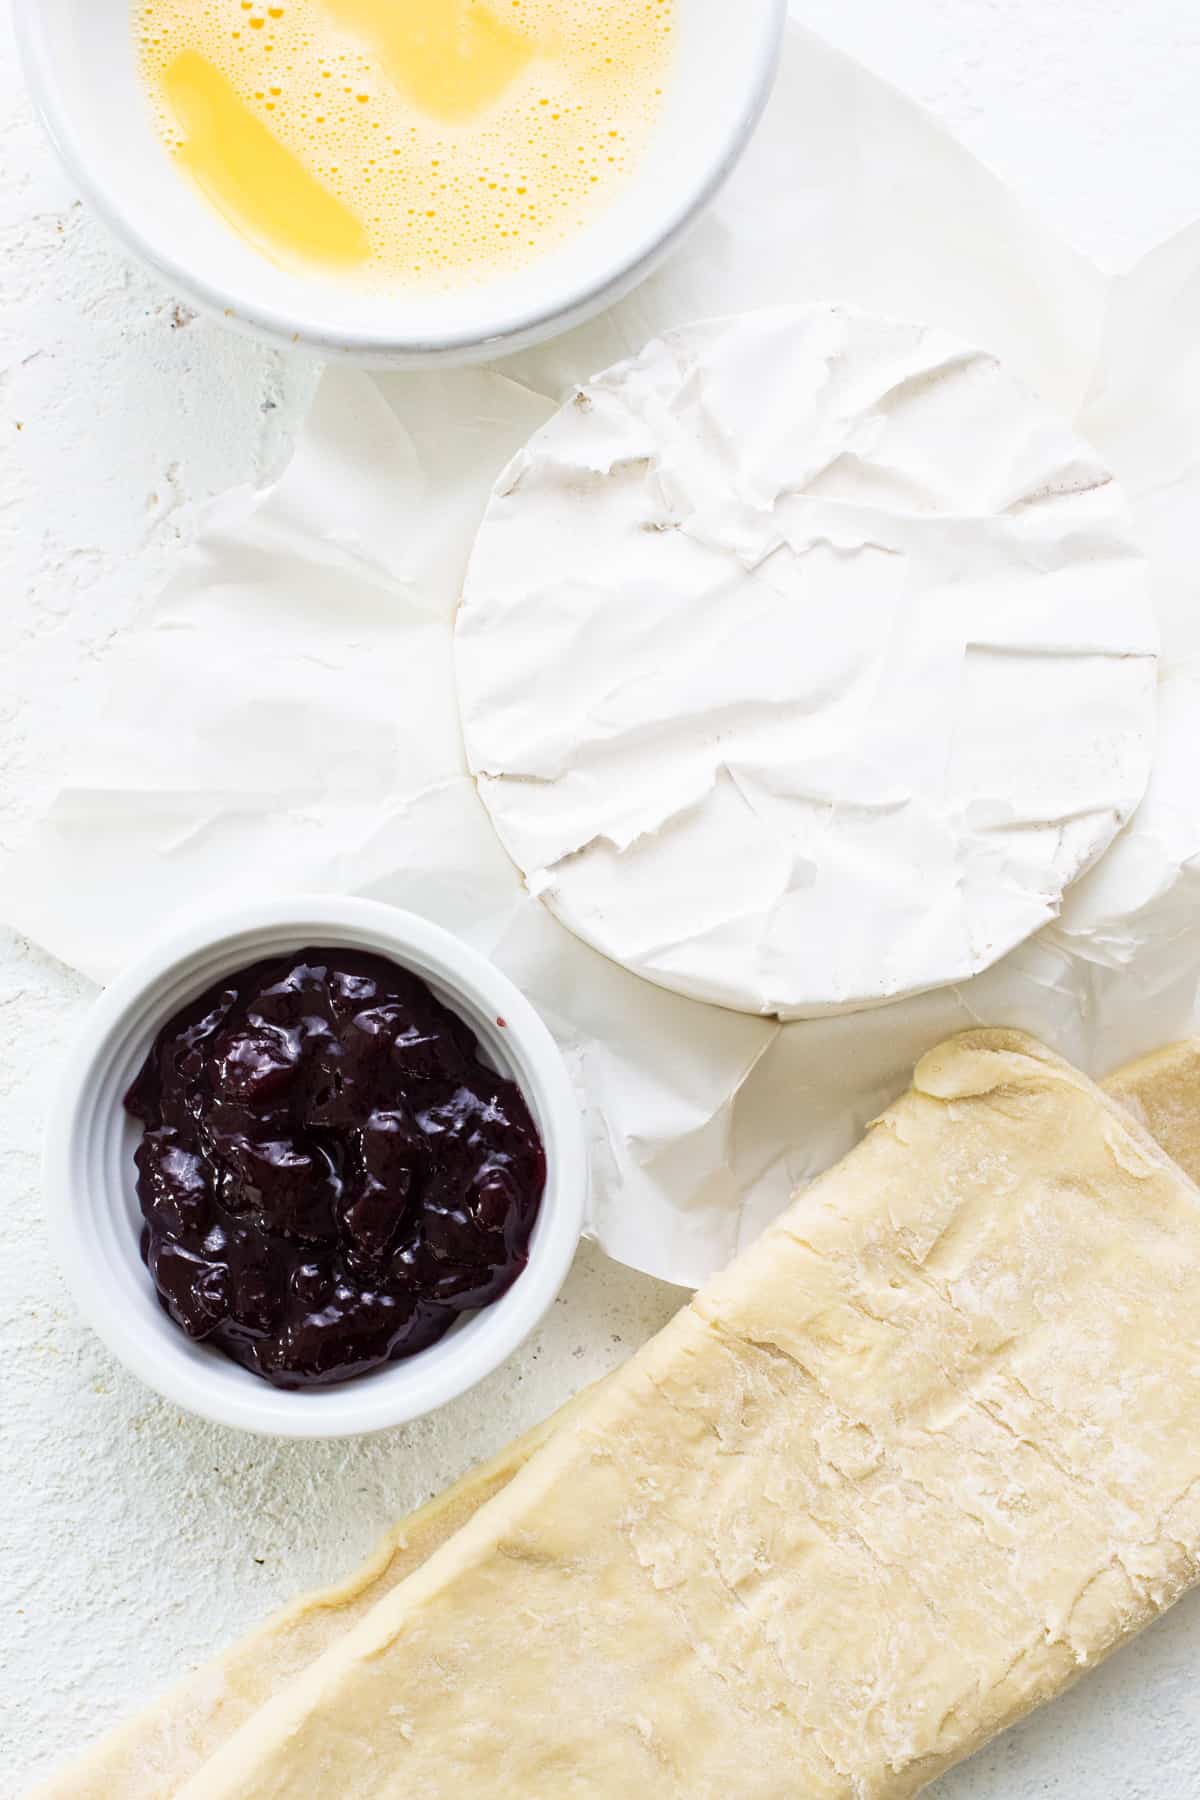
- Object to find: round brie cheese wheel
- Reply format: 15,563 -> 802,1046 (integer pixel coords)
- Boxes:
456,306 -> 1157,1018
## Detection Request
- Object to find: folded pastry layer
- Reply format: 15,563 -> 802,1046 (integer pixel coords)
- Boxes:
171,1031 -> 1200,1799
1102,1038 -> 1200,1185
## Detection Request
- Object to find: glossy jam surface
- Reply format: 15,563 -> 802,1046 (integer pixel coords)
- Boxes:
136,0 -> 674,283
125,948 -> 545,1388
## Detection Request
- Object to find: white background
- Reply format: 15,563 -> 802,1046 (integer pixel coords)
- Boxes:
3,1 -> 1200,1790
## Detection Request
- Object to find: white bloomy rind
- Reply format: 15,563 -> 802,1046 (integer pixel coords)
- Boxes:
456,306 -> 1157,1018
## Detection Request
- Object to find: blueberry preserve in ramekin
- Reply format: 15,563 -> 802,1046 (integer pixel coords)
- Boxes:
126,946 -> 546,1389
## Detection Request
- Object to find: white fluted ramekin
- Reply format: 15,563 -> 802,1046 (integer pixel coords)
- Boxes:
45,896 -> 587,1437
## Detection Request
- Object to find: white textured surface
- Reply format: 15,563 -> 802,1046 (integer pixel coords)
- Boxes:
4,5 -> 1200,1797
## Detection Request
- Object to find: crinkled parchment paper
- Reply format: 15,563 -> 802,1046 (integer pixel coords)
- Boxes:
5,25 -> 1200,1284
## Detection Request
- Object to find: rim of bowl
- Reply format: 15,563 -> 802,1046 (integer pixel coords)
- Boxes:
13,0 -> 788,363
44,895 -> 588,1437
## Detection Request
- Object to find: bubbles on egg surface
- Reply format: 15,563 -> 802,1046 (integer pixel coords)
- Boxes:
136,0 -> 674,282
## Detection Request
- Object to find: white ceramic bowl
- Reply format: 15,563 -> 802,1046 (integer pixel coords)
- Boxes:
45,896 -> 587,1437
15,0 -> 786,365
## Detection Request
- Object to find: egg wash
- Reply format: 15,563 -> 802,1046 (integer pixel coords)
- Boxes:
136,0 -> 675,283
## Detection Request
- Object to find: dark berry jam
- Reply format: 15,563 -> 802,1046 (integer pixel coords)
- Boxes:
124,947 -> 546,1389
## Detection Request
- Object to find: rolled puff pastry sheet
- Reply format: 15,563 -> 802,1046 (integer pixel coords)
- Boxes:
179,1031 -> 1200,1800
1103,1037 -> 1200,1186
25,1405 -> 581,1800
